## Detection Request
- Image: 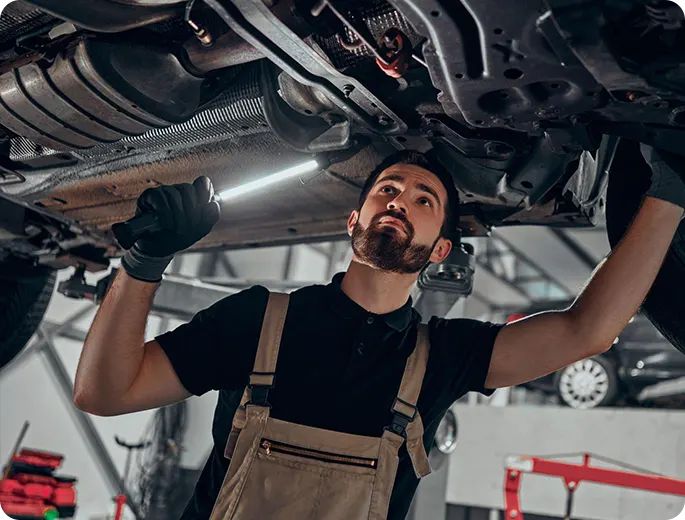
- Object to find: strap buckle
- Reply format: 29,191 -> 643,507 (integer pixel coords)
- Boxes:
384,397 -> 417,438
248,385 -> 272,407
248,372 -> 275,407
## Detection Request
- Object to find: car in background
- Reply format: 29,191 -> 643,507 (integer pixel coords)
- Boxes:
520,313 -> 685,409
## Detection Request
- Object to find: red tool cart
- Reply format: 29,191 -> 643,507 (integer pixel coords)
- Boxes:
504,452 -> 685,519
1,447 -> 77,519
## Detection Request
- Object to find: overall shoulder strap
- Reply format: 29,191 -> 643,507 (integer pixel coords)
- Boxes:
247,291 -> 290,407
388,324 -> 430,433
226,291 -> 289,457
387,323 -> 433,478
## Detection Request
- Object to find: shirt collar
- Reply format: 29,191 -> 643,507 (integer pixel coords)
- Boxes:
326,272 -> 416,333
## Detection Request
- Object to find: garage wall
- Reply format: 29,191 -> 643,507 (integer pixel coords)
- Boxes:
447,404 -> 685,520
446,505 -> 584,520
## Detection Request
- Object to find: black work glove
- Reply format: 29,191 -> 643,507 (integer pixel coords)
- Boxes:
640,144 -> 685,215
121,176 -> 221,282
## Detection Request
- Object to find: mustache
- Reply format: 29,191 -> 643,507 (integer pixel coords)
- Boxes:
371,210 -> 413,235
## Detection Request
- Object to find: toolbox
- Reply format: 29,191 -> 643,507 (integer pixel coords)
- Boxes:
1,448 -> 77,519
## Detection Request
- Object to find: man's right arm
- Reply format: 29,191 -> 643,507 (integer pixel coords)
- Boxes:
73,176 -> 220,416
73,269 -> 191,416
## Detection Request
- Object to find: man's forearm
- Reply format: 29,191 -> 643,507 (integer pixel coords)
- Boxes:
569,196 -> 684,351
73,269 -> 158,410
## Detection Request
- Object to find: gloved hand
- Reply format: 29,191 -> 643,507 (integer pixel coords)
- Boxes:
640,144 -> 685,215
121,176 -> 221,282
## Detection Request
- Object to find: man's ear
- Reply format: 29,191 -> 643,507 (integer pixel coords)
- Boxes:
430,237 -> 452,264
347,210 -> 359,237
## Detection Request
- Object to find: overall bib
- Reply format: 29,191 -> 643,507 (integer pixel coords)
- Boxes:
209,292 -> 432,520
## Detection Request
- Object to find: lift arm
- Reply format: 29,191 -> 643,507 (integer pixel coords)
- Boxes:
504,453 -> 685,519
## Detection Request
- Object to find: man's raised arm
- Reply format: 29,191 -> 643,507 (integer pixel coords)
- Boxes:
73,176 -> 220,416
484,144 -> 685,389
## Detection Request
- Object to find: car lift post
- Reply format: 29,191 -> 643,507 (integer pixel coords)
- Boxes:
504,453 -> 685,519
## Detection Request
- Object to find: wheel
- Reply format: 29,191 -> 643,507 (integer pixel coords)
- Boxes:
606,139 -> 685,355
429,409 -> 459,471
434,408 -> 458,455
555,356 -> 619,409
0,254 -> 56,370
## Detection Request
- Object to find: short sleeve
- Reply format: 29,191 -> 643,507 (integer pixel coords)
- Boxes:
155,285 -> 269,396
428,316 -> 505,400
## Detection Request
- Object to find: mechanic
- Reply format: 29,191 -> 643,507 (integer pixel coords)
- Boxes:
73,145 -> 685,520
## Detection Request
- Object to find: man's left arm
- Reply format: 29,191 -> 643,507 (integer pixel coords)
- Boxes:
484,145 -> 685,389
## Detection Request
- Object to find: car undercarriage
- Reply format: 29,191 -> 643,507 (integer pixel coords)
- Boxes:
1,0 -> 685,359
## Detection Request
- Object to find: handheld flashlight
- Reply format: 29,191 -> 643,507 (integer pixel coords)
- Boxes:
112,158 -> 323,250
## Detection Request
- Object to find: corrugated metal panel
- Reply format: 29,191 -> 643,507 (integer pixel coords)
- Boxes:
0,4 -> 56,47
10,62 -> 267,162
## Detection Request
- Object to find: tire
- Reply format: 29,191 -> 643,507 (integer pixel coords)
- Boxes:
0,255 -> 56,369
429,409 -> 459,471
606,139 -> 685,356
555,356 -> 619,409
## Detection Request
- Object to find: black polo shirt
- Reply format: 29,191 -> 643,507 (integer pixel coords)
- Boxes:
156,272 -> 504,520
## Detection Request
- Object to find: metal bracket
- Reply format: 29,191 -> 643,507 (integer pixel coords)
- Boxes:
0,169 -> 26,187
57,265 -> 115,303
204,0 -> 406,135
0,190 -> 113,269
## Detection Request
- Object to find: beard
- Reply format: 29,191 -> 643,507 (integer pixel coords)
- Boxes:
351,210 -> 436,274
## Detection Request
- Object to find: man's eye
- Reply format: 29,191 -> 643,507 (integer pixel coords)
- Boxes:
418,198 -> 432,207
380,186 -> 395,194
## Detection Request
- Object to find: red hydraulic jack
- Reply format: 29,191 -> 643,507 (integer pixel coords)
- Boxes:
504,453 -> 685,519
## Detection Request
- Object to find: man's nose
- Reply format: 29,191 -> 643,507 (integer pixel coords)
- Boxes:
387,196 -> 408,214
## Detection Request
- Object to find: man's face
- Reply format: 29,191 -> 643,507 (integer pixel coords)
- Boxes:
347,163 -> 453,274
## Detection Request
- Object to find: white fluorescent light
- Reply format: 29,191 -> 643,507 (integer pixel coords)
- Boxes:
215,159 -> 321,202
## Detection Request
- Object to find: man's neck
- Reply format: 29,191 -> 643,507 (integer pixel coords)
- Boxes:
340,260 -> 417,315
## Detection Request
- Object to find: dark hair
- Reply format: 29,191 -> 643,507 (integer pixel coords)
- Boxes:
358,150 -> 460,241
